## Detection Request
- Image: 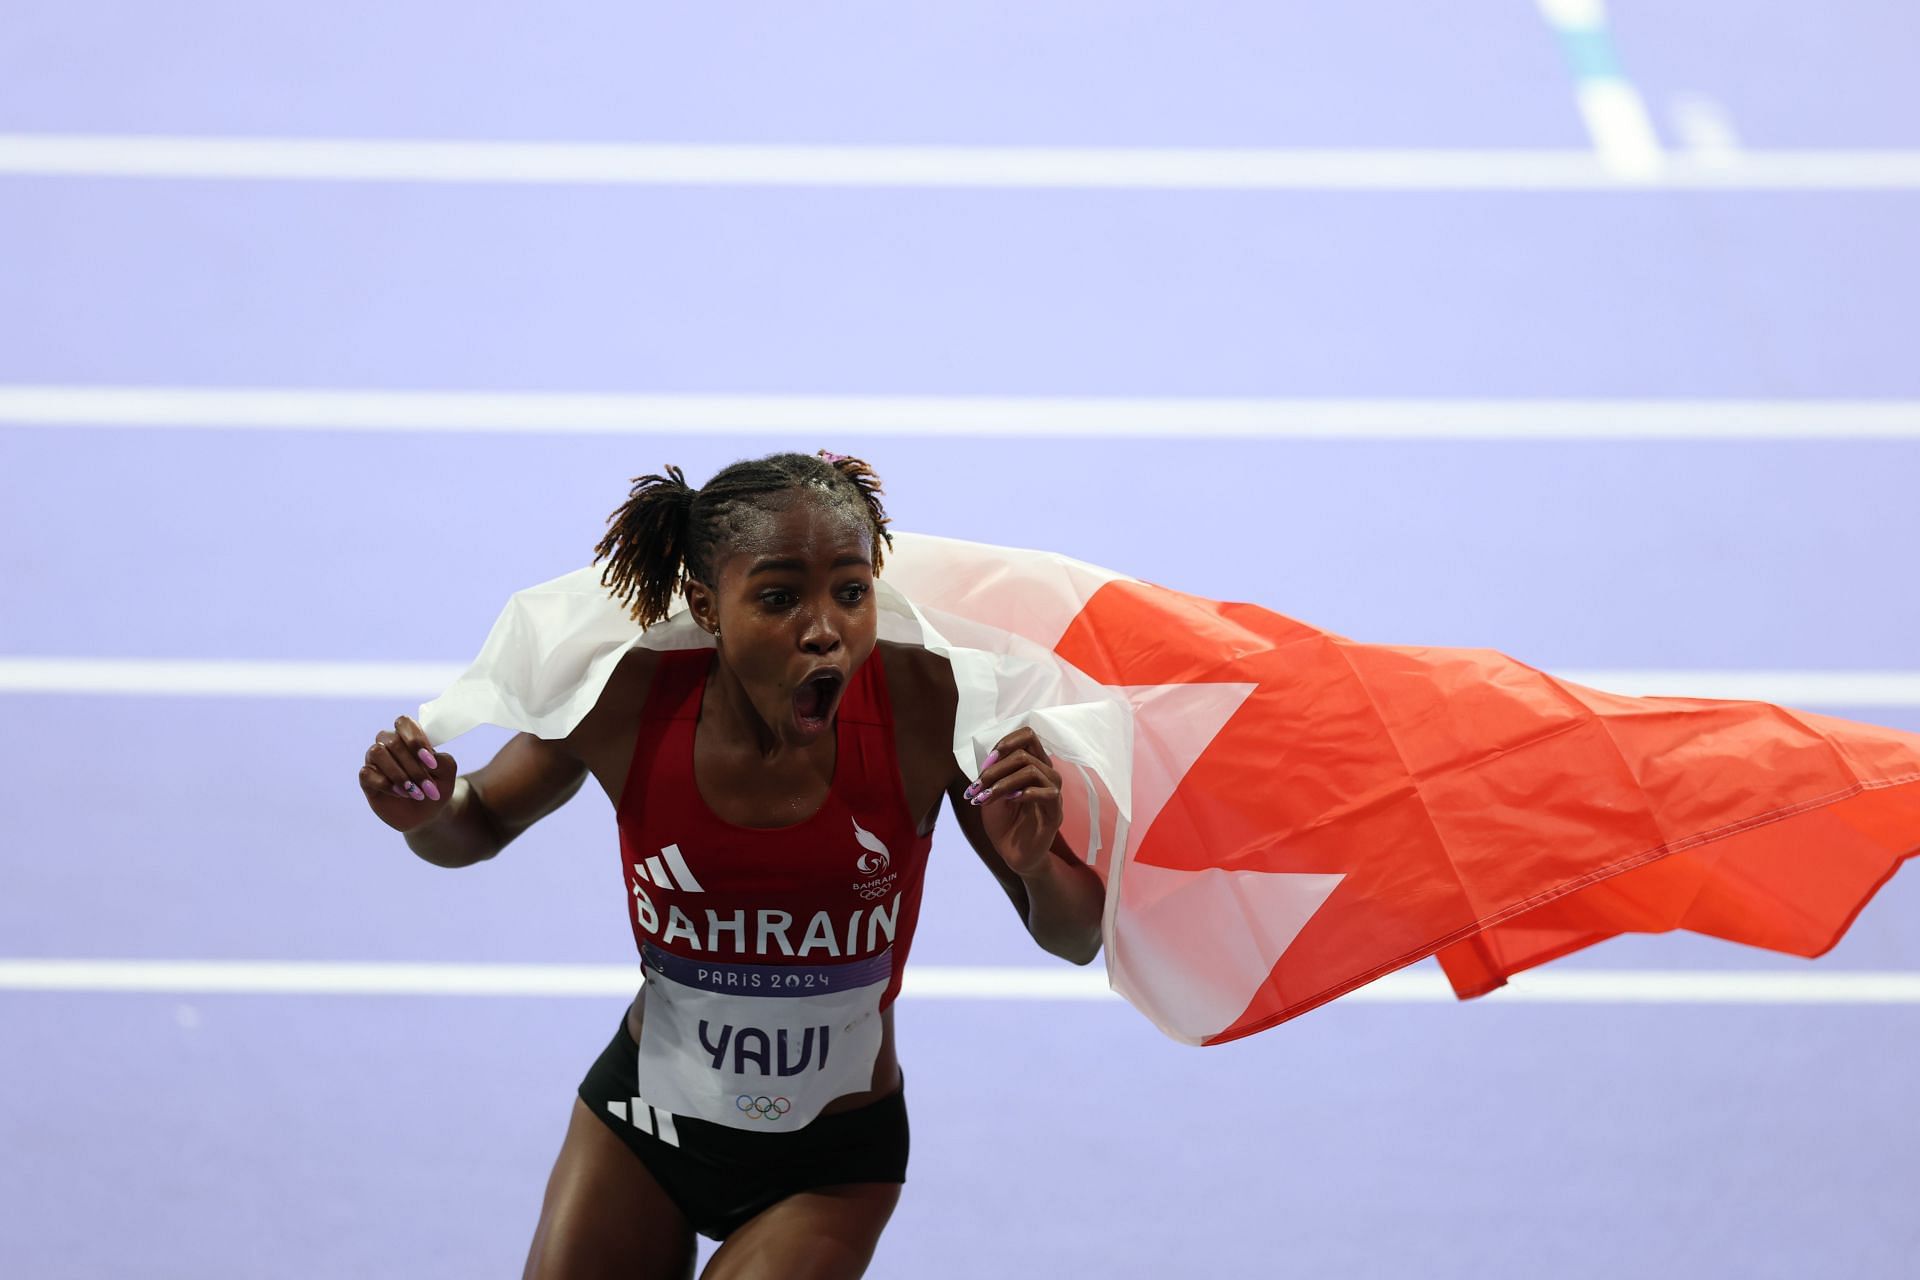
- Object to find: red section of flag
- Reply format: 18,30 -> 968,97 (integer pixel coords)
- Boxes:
1054,579 -> 1920,1044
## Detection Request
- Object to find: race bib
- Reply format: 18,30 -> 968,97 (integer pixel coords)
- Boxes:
632,944 -> 891,1130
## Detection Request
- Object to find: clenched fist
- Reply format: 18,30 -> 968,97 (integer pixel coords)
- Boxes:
358,715 -> 459,833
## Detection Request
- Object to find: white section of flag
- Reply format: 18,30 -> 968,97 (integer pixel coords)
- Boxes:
1,958 -> 1917,1004
3,657 -> 1918,710
1,134 -> 1917,190
5,386 -> 1920,439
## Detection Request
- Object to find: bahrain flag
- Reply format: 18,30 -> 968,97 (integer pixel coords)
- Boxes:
422,533 -> 1920,1047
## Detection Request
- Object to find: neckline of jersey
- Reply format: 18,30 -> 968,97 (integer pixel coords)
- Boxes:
686,651 -> 844,835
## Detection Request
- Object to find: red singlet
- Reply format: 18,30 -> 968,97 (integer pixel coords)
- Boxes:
614,648 -> 933,1130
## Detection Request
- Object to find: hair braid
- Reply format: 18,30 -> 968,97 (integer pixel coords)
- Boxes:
819,451 -> 894,574
593,465 -> 696,628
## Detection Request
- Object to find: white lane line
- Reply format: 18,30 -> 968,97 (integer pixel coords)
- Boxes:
0,959 -> 1111,1000
0,658 -> 464,698
5,387 -> 1920,439
2,134 -> 1919,190
2,958 -> 1916,1004
1455,971 -> 1920,1005
3,659 -> 1919,709
1561,671 -> 1920,707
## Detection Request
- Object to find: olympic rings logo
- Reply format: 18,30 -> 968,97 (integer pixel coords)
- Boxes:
736,1094 -> 793,1121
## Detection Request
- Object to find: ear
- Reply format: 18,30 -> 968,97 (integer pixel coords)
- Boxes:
683,577 -> 719,636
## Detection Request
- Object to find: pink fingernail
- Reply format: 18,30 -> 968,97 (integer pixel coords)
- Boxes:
421,779 -> 441,802
418,747 -> 438,770
1009,789 -> 1026,801
970,788 -> 993,806
405,782 -> 425,800
983,749 -> 1000,769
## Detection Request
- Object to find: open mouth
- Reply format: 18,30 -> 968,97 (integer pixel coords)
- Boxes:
792,668 -> 846,732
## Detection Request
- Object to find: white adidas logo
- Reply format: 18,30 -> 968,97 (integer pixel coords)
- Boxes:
606,1096 -> 679,1147
631,843 -> 708,894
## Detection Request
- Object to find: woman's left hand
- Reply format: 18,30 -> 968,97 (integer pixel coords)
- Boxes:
963,726 -> 1064,878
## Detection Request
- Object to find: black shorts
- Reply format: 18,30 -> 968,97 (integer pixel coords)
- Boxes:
577,1014 -> 910,1240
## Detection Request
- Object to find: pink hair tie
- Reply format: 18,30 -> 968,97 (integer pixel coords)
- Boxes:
818,450 -> 850,464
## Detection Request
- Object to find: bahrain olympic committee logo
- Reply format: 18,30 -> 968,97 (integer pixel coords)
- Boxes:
851,818 -> 898,901
737,1094 -> 793,1122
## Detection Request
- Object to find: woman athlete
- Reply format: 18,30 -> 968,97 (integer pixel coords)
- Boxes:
357,452 -> 1106,1279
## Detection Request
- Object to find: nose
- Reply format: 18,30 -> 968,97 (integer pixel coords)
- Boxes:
798,603 -> 842,656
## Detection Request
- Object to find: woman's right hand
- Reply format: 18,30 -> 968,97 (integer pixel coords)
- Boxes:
359,715 -> 460,833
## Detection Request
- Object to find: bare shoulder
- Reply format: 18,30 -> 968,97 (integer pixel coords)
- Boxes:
876,641 -> 956,732
565,644 -> 664,758
876,641 -> 963,804
454,649 -> 670,838
551,643 -> 676,809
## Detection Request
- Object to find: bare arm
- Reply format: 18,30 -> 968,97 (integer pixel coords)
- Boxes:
882,644 -> 1104,965
359,716 -> 588,868
362,649 -> 657,867
948,775 -> 1105,965
406,733 -> 589,868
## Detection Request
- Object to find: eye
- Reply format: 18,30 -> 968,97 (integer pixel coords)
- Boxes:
760,590 -> 797,609
839,583 -> 870,604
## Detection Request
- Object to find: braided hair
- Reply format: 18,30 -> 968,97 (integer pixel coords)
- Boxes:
593,450 -> 894,628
